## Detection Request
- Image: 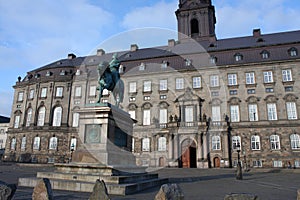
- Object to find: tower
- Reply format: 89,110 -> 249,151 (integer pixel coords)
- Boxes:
176,0 -> 216,41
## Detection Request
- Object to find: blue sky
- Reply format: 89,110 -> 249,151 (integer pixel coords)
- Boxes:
1,0 -> 300,117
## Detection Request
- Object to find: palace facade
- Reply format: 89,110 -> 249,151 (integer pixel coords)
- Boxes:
4,0 -> 300,169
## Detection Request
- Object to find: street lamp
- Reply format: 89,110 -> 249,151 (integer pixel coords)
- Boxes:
236,142 -> 243,180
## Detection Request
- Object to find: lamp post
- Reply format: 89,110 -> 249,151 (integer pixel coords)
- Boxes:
236,142 -> 243,180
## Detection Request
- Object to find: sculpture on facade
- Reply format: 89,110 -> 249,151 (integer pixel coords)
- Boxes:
97,54 -> 124,107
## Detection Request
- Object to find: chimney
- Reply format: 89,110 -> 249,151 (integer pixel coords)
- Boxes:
253,29 -> 261,37
130,44 -> 138,52
97,49 -> 105,56
168,39 -> 176,47
68,53 -> 76,59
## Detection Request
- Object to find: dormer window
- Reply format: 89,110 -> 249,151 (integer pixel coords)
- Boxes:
139,63 -> 145,71
234,53 -> 243,62
60,70 -> 65,75
46,71 -> 51,76
161,61 -> 168,68
185,59 -> 192,66
75,69 -> 81,76
34,74 -> 40,78
119,65 -> 124,73
288,47 -> 298,57
210,56 -> 217,64
261,50 -> 270,59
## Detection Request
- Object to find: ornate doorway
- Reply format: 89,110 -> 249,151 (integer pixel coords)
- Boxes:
181,138 -> 197,168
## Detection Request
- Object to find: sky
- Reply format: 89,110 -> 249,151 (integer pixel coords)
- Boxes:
1,0 -> 300,117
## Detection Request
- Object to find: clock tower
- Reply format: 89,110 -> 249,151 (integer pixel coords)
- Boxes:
176,0 -> 216,41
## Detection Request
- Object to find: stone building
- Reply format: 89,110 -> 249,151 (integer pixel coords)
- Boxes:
4,0 -> 300,168
0,116 -> 10,152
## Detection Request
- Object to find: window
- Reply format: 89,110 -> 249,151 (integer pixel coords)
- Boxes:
70,138 -> 77,151
75,86 -> 81,97
210,75 -> 219,87
60,70 -> 65,75
211,91 -> 219,96
295,161 -> 300,168
273,161 -> 282,168
139,63 -> 145,71
143,81 -> 151,92
161,61 -> 168,68
285,86 -> 293,92
56,87 -> 63,97
210,56 -> 217,64
29,89 -> 35,99
75,69 -> 81,75
17,92 -> 24,102
267,103 -> 277,120
230,105 -> 240,122
89,86 -> 96,96
132,138 -> 135,152
52,107 -> 62,127
129,82 -> 137,93
248,104 -> 258,121
72,112 -> 80,127
229,90 -> 237,95
228,74 -> 237,86
176,78 -> 184,90
261,50 -> 270,59
289,48 -> 298,57
14,115 -> 20,128
11,138 -> 16,150
185,106 -> 194,122
191,18 -> 199,35
158,137 -> 167,151
159,109 -> 168,124
129,97 -> 136,102
253,160 -> 262,167
33,136 -> 40,150
160,95 -> 167,100
234,53 -> 243,61
185,59 -> 192,66
246,72 -> 255,84
263,71 -> 273,83
144,96 -> 151,101
21,136 -> 26,151
251,135 -> 260,150
286,102 -> 297,120
143,109 -> 151,126
266,88 -> 274,93
232,136 -> 241,150
37,106 -> 46,126
159,80 -> 168,91
290,134 -> 300,149
142,138 -> 150,151
26,108 -> 33,127
212,136 -> 221,150
247,89 -> 256,94
49,136 -> 58,150
282,69 -> 292,82
41,87 -> 47,98
192,77 -> 201,88
128,110 -> 136,120
212,106 -> 221,122
270,135 -> 280,150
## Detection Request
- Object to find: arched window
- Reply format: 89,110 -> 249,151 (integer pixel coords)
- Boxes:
33,136 -> 40,150
142,138 -> 150,152
72,112 -> 80,127
49,136 -> 58,150
251,135 -> 260,150
21,136 -> 26,151
290,134 -> 300,149
158,137 -> 167,151
37,106 -> 46,126
70,137 -> 77,151
232,136 -> 241,150
191,18 -> 199,35
26,108 -> 33,127
11,137 -> 16,150
13,115 -> 20,128
212,135 -> 221,150
52,107 -> 62,126
270,135 -> 280,150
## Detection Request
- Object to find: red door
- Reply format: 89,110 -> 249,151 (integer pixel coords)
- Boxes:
182,148 -> 190,168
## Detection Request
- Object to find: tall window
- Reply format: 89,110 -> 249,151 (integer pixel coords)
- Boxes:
191,18 -> 199,35
26,108 -> 33,127
159,109 -> 168,124
143,81 -> 151,92
41,87 -> 47,98
210,75 -> 219,87
142,138 -> 150,151
267,103 -> 277,120
14,115 -> 20,128
129,82 -> 137,93
49,136 -> 58,150
232,136 -> 241,150
159,80 -> 168,91
270,135 -> 280,150
11,138 -> 16,150
72,112 -> 80,127
282,69 -> 292,82
286,102 -> 297,120
33,136 -> 41,150
290,134 -> 300,149
56,87 -> 63,97
251,135 -> 261,150
228,74 -> 237,86
230,105 -> 240,122
261,51 -> 270,59
52,107 -> 62,126
75,86 -> 82,97
185,106 -> 194,122
17,92 -> 24,102
158,137 -> 167,151
192,77 -> 201,88
246,72 -> 255,84
37,106 -> 46,126
176,78 -> 184,90
21,136 -> 26,151
235,54 -> 243,61
70,138 -> 77,151
249,104 -> 258,121
212,136 -> 221,150
128,110 -> 136,120
212,106 -> 221,122
89,85 -> 96,96
29,89 -> 35,99
263,71 -> 273,83
143,109 -> 151,126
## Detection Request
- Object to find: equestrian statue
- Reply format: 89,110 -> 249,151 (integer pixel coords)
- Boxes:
97,54 -> 124,107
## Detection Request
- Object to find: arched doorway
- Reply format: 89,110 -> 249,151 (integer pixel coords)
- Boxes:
159,157 -> 165,167
181,138 -> 197,168
214,157 -> 220,168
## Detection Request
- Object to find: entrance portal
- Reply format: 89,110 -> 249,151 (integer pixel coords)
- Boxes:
214,157 -> 220,168
181,139 -> 197,168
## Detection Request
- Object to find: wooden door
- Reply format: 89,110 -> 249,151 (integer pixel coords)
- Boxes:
182,148 -> 190,168
159,157 -> 165,167
214,157 -> 220,168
